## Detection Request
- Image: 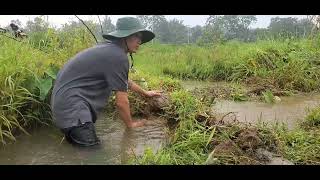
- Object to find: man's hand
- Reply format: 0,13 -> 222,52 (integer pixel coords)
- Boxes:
128,119 -> 146,128
129,80 -> 163,98
144,90 -> 163,98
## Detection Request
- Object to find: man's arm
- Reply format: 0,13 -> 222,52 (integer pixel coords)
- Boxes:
128,80 -> 147,97
128,79 -> 163,98
115,91 -> 144,128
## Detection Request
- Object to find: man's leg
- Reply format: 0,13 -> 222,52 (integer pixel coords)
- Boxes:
63,122 -> 101,147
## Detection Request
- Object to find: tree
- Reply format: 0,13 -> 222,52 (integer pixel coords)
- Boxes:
101,15 -> 115,34
198,15 -> 225,44
268,17 -> 314,39
136,15 -> 167,43
296,18 -> 313,38
136,15 -> 150,29
307,15 -> 320,35
219,15 -> 257,41
93,16 -> 115,41
59,19 -> 99,43
190,25 -> 203,43
156,20 -> 171,43
25,16 -> 49,33
167,19 -> 188,44
268,17 -> 298,38
199,15 -> 257,43
136,15 -> 166,31
254,28 -> 271,40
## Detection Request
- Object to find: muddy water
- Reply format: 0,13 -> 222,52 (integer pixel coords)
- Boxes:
213,95 -> 320,129
0,113 -> 168,165
182,80 -> 320,129
0,80 -> 319,164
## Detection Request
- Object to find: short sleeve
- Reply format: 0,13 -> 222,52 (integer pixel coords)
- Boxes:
104,55 -> 129,92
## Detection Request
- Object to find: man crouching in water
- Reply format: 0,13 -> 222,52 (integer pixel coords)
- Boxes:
51,17 -> 161,147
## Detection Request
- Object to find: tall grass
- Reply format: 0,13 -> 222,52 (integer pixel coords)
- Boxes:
0,27 -> 95,144
1,38 -> 48,144
135,39 -> 320,92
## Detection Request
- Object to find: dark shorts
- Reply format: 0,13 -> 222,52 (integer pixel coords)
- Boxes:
62,122 -> 101,147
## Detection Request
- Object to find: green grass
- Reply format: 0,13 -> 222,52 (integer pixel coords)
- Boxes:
128,97 -> 320,165
303,106 -> 320,127
0,28 -> 95,144
135,40 -> 320,92
277,128 -> 320,164
0,37 -> 50,144
262,90 -> 275,104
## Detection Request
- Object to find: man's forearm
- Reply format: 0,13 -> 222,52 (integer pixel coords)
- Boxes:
128,80 -> 147,97
117,100 -> 133,128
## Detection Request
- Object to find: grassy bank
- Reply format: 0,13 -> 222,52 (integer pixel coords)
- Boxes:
127,82 -> 320,165
0,29 -> 95,144
135,40 -> 320,93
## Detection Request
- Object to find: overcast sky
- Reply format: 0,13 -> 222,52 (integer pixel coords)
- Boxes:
0,15 -> 308,29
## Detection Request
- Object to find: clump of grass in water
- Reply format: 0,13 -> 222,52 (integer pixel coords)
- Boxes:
262,90 -> 275,104
231,93 -> 249,102
303,106 -> 320,127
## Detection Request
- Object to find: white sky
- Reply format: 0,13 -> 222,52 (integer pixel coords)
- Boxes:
0,15 -> 308,29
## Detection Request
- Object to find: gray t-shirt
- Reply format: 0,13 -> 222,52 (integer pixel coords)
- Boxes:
51,41 -> 129,129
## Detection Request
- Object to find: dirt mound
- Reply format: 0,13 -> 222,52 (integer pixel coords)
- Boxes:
192,84 -> 233,102
138,94 -> 171,117
209,128 -> 263,156
235,128 -> 263,151
195,111 -> 238,128
205,122 -> 293,165
245,76 -> 290,96
147,94 -> 170,111
213,140 -> 242,156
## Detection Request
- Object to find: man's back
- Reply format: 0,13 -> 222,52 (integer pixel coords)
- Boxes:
51,42 -> 129,129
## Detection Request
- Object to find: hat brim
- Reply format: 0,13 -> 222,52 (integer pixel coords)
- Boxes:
102,29 -> 155,44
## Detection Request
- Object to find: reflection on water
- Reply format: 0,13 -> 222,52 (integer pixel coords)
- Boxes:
212,94 -> 320,129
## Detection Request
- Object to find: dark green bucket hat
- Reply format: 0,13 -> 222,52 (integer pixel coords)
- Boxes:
102,17 -> 155,44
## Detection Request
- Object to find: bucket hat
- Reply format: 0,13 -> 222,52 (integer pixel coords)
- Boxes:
102,17 -> 155,44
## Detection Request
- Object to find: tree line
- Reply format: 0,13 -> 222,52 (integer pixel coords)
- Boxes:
1,15 -> 318,45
